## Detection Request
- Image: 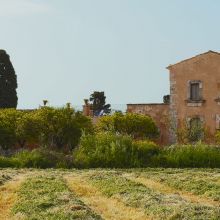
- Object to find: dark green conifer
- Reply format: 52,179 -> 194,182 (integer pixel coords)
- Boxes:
89,91 -> 111,116
0,50 -> 18,108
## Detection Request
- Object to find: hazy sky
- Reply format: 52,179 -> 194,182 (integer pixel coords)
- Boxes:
0,0 -> 219,109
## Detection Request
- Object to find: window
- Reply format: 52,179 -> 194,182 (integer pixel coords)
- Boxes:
189,117 -> 203,142
190,82 -> 200,101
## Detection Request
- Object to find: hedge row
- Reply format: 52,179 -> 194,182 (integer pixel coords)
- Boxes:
0,133 -> 219,168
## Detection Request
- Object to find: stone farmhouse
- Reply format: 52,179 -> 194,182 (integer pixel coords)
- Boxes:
127,51 -> 220,145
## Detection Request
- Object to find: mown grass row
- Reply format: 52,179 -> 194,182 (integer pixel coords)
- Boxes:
0,173 -> 12,186
86,171 -> 220,220
127,168 -> 220,202
0,169 -> 21,186
11,172 -> 102,220
1,169 -> 219,219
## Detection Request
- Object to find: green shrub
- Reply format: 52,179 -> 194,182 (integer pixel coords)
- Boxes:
74,132 -> 159,168
97,112 -> 159,140
0,107 -> 94,151
0,156 -> 16,167
12,149 -> 73,168
0,109 -> 19,150
36,107 -> 93,150
162,143 -> 220,168
132,140 -> 160,167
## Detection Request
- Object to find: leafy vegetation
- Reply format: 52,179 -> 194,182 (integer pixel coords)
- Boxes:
74,132 -> 159,168
97,112 -> 159,139
0,109 -> 219,169
0,156 -> 16,168
12,149 -> 73,168
35,107 -> 93,150
161,143 -> 220,168
0,107 -> 93,151
74,138 -> 220,168
89,91 -> 111,116
0,141 -> 219,169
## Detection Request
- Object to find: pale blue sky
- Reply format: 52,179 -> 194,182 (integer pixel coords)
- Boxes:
0,0 -> 219,109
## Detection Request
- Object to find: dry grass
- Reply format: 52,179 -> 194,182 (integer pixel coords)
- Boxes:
65,173 -> 149,220
0,173 -> 28,220
123,173 -> 220,207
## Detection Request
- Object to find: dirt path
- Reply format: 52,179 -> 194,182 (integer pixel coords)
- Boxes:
65,173 -> 150,220
0,172 -> 28,220
123,173 -> 220,207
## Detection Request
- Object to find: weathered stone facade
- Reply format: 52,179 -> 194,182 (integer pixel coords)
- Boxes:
127,51 -> 220,145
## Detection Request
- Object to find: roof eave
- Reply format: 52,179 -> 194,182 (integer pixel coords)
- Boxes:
166,50 -> 220,69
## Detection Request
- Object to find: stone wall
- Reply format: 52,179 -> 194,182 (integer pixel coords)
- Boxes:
127,104 -> 170,145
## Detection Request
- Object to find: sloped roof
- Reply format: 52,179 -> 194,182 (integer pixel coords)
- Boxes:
166,50 -> 220,69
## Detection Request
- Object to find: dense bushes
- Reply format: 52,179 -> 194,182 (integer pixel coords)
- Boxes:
0,107 -> 93,151
74,134 -> 220,168
0,109 -> 219,169
35,107 -> 93,150
0,148 -> 73,168
0,156 -> 15,168
0,141 -> 219,168
161,143 -> 220,168
74,132 -> 160,168
97,112 -> 159,140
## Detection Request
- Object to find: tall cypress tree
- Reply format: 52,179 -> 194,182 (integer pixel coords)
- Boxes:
0,50 -> 18,108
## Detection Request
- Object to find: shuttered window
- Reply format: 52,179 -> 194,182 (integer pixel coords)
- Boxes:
190,83 -> 200,101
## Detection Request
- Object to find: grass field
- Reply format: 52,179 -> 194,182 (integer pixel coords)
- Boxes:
0,168 -> 219,220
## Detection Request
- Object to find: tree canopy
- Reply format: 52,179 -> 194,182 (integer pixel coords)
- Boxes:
0,50 -> 18,108
97,112 -> 159,140
89,91 -> 111,116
